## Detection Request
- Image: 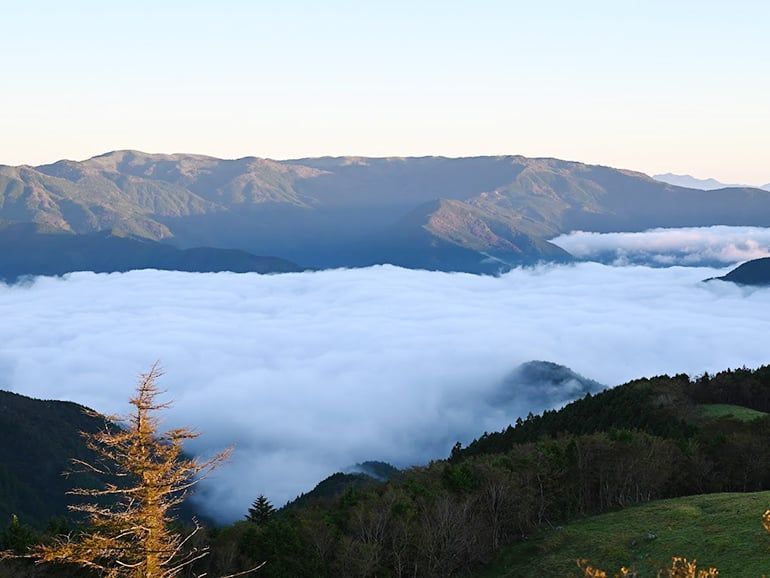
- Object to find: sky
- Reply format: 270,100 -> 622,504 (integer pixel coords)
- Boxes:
2,0 -> 769,184
2,235 -> 770,519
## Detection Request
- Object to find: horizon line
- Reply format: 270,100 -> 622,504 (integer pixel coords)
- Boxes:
6,148 -> 769,188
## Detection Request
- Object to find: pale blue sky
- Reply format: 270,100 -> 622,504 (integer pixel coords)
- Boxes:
2,0 -> 769,183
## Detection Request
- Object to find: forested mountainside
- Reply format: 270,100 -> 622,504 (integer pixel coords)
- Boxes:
5,366 -> 770,576
4,151 -> 770,272
0,389 -> 206,534
284,461 -> 400,511
0,390 -> 104,527
212,365 -> 770,577
0,223 -> 300,282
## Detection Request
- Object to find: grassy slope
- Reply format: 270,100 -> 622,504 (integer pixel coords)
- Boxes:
698,403 -> 768,422
477,492 -> 770,577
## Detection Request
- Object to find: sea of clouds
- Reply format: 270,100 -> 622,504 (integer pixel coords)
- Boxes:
552,225 -> 770,266
1,262 -> 770,520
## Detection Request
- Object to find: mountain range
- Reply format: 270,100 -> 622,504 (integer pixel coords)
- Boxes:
653,172 -> 770,192
5,151 -> 770,273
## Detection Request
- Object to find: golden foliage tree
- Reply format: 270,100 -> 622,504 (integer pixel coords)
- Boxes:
577,559 -> 631,577
28,365 -> 260,578
579,556 -> 719,577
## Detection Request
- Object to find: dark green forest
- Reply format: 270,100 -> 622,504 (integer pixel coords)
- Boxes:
4,366 -> 770,576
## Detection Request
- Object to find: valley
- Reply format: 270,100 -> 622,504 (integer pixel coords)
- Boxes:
4,1 -> 770,575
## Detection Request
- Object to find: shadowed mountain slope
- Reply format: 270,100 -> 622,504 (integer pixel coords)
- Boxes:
0,390 -> 105,527
0,388 -> 209,530
0,223 -> 300,282
712,257 -> 770,286
4,151 -> 770,272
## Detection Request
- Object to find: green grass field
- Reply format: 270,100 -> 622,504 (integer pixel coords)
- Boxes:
697,403 -> 768,422
476,491 -> 770,577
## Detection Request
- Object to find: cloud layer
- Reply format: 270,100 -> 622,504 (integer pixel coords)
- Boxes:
552,226 -> 770,266
1,264 -> 769,520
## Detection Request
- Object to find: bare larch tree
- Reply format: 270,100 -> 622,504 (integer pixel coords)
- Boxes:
29,364 -> 262,578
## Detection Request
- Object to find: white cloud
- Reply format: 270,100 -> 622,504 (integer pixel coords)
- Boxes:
1,264 -> 769,521
552,226 -> 770,266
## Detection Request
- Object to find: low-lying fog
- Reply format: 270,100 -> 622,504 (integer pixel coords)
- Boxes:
2,255 -> 769,521
552,225 -> 770,266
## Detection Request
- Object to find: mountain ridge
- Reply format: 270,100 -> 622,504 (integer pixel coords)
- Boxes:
5,151 -> 770,273
0,222 -> 300,282
653,172 -> 770,192
653,172 -> 744,190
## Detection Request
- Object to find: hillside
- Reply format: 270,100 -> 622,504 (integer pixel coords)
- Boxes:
284,461 -> 400,511
456,366 -> 770,459
477,491 -> 770,577
6,366 -> 770,577
5,151 -> 770,272
0,223 -> 300,282
713,257 -> 770,286
698,403 -> 768,421
187,365 -> 770,577
0,390 -> 105,527
0,388 -> 208,534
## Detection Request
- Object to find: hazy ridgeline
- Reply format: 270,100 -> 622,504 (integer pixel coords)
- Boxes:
4,152 -> 770,273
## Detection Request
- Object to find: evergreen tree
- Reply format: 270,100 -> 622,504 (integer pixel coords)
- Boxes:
246,495 -> 275,525
0,515 -> 37,555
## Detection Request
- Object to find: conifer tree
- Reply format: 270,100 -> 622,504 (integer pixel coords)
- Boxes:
246,496 -> 275,526
0,515 -> 37,555
17,364 -> 262,578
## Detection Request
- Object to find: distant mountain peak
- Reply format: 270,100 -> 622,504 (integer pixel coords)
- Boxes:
653,172 -> 744,190
508,360 -> 604,395
709,257 -> 770,287
655,173 -> 770,192
486,360 -> 605,414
